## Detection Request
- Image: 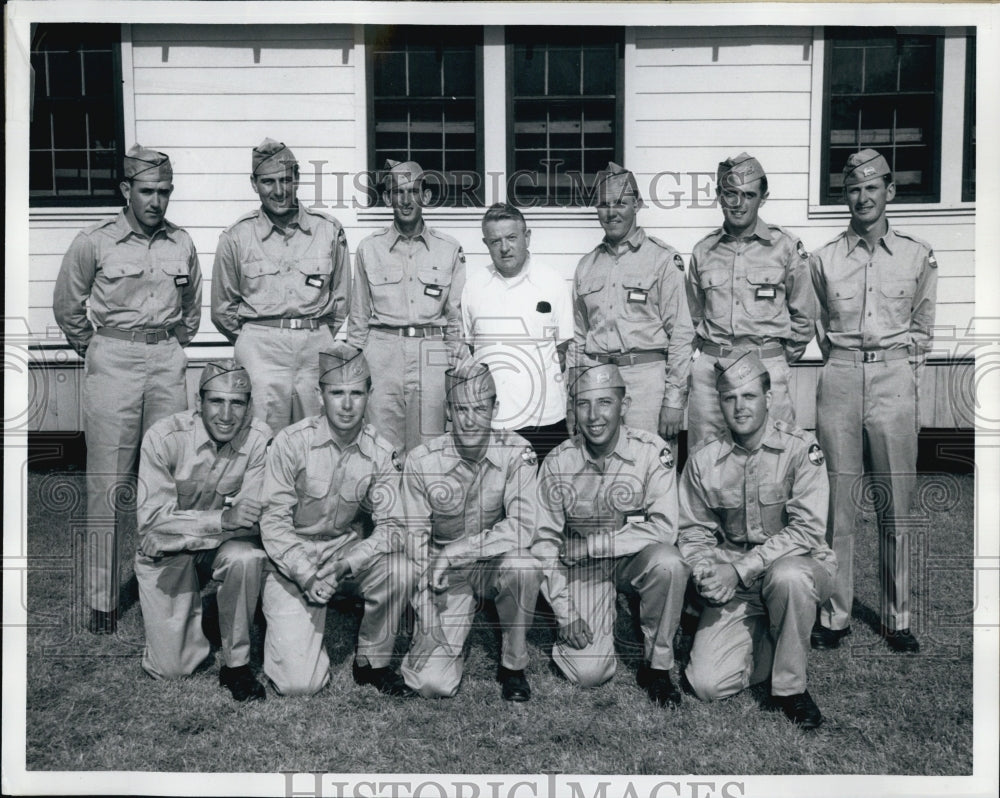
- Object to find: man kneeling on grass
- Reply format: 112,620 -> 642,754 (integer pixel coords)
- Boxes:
678,351 -> 837,728
532,364 -> 689,707
259,344 -> 415,697
135,360 -> 270,702
398,360 -> 543,701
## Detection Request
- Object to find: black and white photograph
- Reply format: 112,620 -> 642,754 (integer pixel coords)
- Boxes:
3,1 -> 998,796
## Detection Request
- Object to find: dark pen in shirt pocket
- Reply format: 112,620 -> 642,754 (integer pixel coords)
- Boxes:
536,301 -> 552,313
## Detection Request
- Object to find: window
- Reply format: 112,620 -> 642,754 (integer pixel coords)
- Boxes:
962,32 -> 975,202
367,26 -> 484,207
821,28 -> 943,204
507,28 -> 623,207
30,24 -> 125,205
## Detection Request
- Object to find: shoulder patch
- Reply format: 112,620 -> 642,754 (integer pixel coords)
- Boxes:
808,443 -> 825,466
796,240 -> 809,260
659,447 -> 675,470
391,450 -> 404,472
928,251 -> 937,269
521,446 -> 538,466
673,253 -> 685,271
458,247 -> 466,265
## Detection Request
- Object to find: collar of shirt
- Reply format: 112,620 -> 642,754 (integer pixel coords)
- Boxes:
712,420 -> 788,462
577,428 -> 638,469
310,417 -> 376,458
113,209 -> 176,244
189,409 -> 256,455
437,432 -> 505,472
602,226 -> 646,256
486,256 -> 533,289
718,216 -> 774,246
388,222 -> 430,252
253,205 -> 312,241
845,221 -> 897,256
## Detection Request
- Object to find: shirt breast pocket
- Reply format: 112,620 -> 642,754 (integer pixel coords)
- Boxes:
417,267 -> 452,310
215,477 -> 243,506
98,254 -> 145,306
698,269 -> 730,320
879,279 -> 916,329
293,476 -> 332,529
745,267 -> 785,320
296,256 -> 332,286
175,478 -> 200,512
621,274 -> 657,320
706,486 -> 743,528
757,481 -> 790,533
576,274 -> 605,308
828,282 -> 862,330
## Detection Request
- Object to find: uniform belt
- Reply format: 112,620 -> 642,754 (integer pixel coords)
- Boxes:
591,351 -> 666,367
370,325 -> 447,338
246,317 -> 323,330
829,347 -> 910,363
700,341 -> 784,360
96,327 -> 174,344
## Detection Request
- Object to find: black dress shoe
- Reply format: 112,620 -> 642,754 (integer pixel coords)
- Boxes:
883,627 -> 920,653
644,668 -> 682,708
498,667 -> 531,702
88,609 -> 117,635
352,661 -> 416,697
810,624 -> 850,650
773,690 -> 822,729
219,665 -> 265,702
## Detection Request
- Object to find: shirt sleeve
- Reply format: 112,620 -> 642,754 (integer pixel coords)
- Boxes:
327,226 -> 351,334
136,432 -> 226,557
555,272 -> 575,344
659,260 -> 694,409
445,247 -> 467,348
177,240 -> 203,345
570,265 -> 589,371
259,431 -> 316,590
346,244 -> 373,349
586,451 -> 678,558
783,240 -> 818,362
340,457 -> 406,575
210,231 -> 242,342
444,452 -> 538,567
400,457 -> 435,580
677,457 -> 723,568
530,457 -> 579,627
809,252 -> 832,361
685,248 -> 706,341
52,231 -> 98,355
910,248 -> 938,356
731,441 -> 830,586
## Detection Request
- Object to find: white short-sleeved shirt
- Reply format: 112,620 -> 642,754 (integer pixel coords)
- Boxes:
461,257 -> 573,430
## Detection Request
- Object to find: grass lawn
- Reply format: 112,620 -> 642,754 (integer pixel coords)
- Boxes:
21,470 -> 974,775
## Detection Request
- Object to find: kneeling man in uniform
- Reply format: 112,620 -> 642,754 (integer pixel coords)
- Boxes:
533,364 -> 689,706
135,360 -> 269,701
678,351 -> 836,728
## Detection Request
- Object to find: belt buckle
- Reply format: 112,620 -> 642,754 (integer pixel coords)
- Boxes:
287,318 -> 303,330
144,332 -> 160,344
862,351 -> 878,363
406,326 -> 417,337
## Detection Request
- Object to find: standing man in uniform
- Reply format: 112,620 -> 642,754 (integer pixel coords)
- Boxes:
573,162 -> 693,445
135,361 -> 269,702
212,138 -> 351,434
399,361 -> 543,701
53,144 -> 202,634
810,149 -> 937,654
347,160 -> 467,454
533,364 -> 688,706
686,153 -> 816,452
678,352 -> 836,728
259,344 -> 415,697
462,203 -> 573,463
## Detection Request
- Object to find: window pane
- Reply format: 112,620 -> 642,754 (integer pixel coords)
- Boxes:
372,51 -> 406,96
513,45 -> 545,96
408,49 -> 441,97
863,45 -> 898,93
962,34 -> 975,201
899,42 -> 936,92
583,47 -> 616,95
548,47 -> 582,95
830,45 -> 864,93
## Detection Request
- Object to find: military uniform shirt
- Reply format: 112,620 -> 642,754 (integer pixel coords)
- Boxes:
533,426 -> 678,623
260,418 -> 403,589
347,223 -> 465,349
137,410 -> 272,558
573,227 -> 693,408
53,210 -> 202,354
678,419 -> 835,587
810,224 -> 937,355
211,206 -> 350,341
686,217 -> 817,360
399,431 -> 539,574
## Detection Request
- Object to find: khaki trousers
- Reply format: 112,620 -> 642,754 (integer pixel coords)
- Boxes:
135,537 -> 266,679
552,543 -> 689,687
83,334 -> 188,613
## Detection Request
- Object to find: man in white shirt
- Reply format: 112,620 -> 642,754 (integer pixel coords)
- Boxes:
461,203 -> 573,462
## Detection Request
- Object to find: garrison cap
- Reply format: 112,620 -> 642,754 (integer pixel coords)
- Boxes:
571,363 -> 626,396
445,360 -> 496,401
715,350 -> 769,393
842,148 -> 891,187
319,343 -> 370,385
199,360 -> 252,394
383,159 -> 424,190
717,152 -> 765,189
123,144 -> 173,181
595,161 -> 640,204
252,138 -> 298,176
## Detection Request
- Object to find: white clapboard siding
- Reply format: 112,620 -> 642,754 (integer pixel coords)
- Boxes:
135,94 -> 357,123
632,65 -> 813,95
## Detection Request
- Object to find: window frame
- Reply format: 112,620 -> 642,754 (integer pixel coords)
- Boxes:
364,25 -> 486,209
504,26 -> 625,208
818,26 -> 945,206
29,23 -> 127,209
961,31 -> 976,203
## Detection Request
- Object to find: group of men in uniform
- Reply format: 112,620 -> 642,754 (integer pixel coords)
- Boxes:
53,139 -> 937,726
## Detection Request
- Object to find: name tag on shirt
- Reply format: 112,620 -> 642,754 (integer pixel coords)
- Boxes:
305,274 -> 325,289
755,285 -> 776,299
173,275 -> 190,287
624,511 -> 649,524
536,301 -> 552,314
424,284 -> 443,298
626,289 -> 648,304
